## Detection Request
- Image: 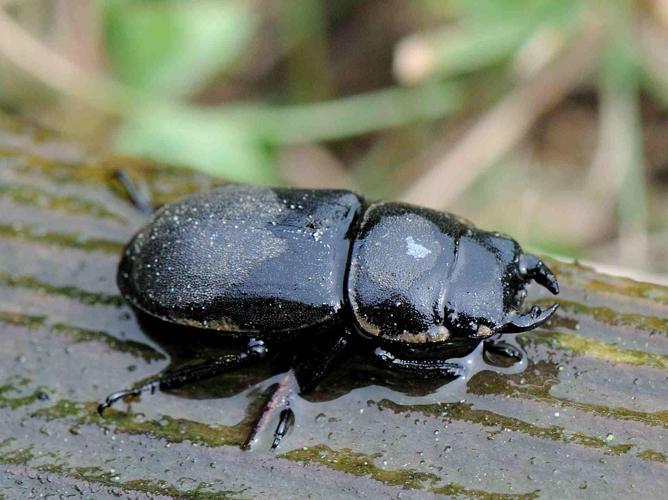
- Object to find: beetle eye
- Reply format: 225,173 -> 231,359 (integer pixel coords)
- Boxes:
513,287 -> 527,308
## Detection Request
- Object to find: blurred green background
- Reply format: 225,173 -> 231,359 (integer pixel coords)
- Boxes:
1,0 -> 667,277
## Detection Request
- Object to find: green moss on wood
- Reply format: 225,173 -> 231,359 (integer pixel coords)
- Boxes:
533,331 -> 668,371
0,184 -> 122,221
376,399 -> 640,458
0,224 -> 124,254
0,383 -> 46,410
541,298 -> 668,337
281,444 -> 538,498
281,444 -> 438,489
0,272 -> 124,307
0,311 -> 163,361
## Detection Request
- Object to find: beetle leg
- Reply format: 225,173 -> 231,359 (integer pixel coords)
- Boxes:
503,304 -> 559,333
97,384 -> 158,414
371,347 -> 466,379
294,332 -> 350,394
112,169 -> 153,215
271,407 -> 296,449
483,338 -> 524,366
98,338 -> 268,415
519,254 -> 559,295
484,339 -> 523,360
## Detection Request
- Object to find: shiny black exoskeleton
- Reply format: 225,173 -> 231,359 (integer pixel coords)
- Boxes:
100,184 -> 559,448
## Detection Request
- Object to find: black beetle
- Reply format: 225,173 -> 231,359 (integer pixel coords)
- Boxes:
100,184 -> 559,448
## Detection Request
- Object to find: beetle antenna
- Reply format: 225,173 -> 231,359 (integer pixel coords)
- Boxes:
503,304 -> 559,333
519,254 -> 559,295
112,169 -> 153,215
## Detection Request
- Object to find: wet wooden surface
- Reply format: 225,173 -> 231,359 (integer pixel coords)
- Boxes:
0,114 -> 666,498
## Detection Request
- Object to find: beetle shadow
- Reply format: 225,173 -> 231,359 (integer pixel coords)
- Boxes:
133,312 -> 289,400
132,311 -> 527,403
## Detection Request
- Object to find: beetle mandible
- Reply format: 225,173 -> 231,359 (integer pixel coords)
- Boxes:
99,184 -> 559,448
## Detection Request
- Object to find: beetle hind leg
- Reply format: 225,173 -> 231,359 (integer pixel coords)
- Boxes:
370,347 -> 466,379
98,338 -> 268,415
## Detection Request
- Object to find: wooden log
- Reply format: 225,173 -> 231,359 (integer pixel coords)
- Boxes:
0,114 -> 666,498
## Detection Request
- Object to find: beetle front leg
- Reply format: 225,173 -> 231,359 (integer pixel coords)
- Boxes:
482,338 -> 524,366
370,347 -> 466,379
98,338 -> 268,415
267,331 -> 350,450
484,339 -> 523,359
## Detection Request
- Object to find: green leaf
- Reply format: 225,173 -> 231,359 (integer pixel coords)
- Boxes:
100,0 -> 256,97
114,105 -> 277,183
114,83 -> 461,183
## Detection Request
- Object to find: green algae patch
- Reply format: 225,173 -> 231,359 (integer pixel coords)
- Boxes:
376,399 -> 638,457
113,477 -> 247,500
43,467 -> 249,500
585,278 -> 668,307
534,332 -> 668,371
468,364 -> 668,430
541,299 -> 668,337
636,449 -> 667,463
0,224 -> 124,254
0,383 -> 46,410
280,444 -> 438,490
50,323 -> 164,362
0,184 -> 123,222
0,310 -> 163,361
0,446 -> 245,499
281,444 -> 538,498
431,483 -> 539,499
32,400 -> 244,448
546,258 -> 668,306
31,395 -> 270,449
18,155 -> 218,208
0,310 -> 46,330
0,272 -> 124,307
0,443 -> 34,466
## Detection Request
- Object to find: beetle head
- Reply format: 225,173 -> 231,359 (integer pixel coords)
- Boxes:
444,233 -> 559,339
